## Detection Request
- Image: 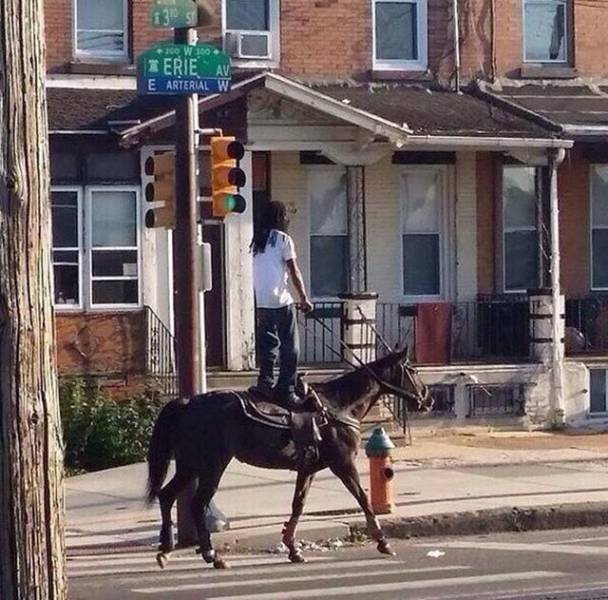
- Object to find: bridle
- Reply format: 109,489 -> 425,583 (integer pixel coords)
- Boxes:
299,311 -> 430,411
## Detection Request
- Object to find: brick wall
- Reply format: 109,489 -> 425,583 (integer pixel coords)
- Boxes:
459,0 -> 608,80
55,312 -> 147,396
45,0 -> 458,80
559,149 -> 590,297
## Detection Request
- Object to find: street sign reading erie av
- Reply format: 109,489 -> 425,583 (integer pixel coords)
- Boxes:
138,44 -> 232,95
151,0 -> 197,28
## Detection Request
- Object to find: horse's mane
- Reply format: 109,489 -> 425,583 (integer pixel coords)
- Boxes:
315,351 -> 401,404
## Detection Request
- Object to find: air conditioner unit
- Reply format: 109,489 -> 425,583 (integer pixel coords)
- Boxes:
225,30 -> 271,60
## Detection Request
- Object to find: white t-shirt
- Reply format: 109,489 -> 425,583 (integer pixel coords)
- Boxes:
253,229 -> 297,308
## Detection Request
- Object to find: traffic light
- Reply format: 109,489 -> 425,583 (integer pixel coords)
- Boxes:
145,152 -> 175,229
210,136 -> 246,218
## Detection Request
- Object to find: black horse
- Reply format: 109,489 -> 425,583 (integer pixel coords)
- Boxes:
146,347 -> 432,568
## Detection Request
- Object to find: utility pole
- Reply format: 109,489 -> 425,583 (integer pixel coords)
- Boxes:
0,0 -> 66,597
174,24 -> 202,547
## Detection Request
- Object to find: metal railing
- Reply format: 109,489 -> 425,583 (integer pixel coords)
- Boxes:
144,306 -> 178,398
566,295 -> 608,354
299,302 -> 344,365
467,383 -> 526,417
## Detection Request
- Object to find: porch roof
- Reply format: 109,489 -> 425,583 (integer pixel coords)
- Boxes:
480,81 -> 608,139
47,87 -> 174,134
117,73 -> 572,150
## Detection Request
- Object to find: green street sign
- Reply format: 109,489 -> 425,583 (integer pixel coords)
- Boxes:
138,44 -> 232,95
151,0 -> 197,28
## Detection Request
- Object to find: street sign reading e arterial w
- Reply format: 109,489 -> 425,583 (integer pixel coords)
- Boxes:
138,44 -> 231,95
151,0 -> 197,28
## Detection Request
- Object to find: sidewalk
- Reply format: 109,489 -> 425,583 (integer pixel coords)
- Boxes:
66,431 -> 608,554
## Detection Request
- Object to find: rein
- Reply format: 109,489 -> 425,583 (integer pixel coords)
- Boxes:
299,310 -> 425,409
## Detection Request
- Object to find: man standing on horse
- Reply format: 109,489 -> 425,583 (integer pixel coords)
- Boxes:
250,200 -> 313,408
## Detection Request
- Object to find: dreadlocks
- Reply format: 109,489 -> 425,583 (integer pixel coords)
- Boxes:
251,201 -> 290,255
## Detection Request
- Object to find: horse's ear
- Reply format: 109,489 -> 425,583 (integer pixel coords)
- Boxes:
400,345 -> 409,359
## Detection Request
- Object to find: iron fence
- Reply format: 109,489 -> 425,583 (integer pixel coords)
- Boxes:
566,295 -> 608,354
144,306 -> 178,398
299,302 -> 344,365
467,383 -> 526,417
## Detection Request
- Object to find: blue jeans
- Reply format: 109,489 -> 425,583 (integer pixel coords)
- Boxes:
256,304 -> 299,394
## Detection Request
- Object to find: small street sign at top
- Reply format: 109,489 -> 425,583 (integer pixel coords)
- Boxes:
138,43 -> 232,95
151,0 -> 197,28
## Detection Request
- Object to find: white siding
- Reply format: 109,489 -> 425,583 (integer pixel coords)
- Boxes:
455,152 -> 478,301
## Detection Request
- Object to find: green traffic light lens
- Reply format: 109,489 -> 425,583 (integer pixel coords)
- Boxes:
226,194 -> 246,214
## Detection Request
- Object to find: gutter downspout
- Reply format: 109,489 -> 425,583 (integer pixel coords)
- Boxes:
548,147 -> 566,426
453,0 -> 461,92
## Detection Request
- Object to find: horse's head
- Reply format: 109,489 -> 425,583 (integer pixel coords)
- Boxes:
382,347 -> 434,413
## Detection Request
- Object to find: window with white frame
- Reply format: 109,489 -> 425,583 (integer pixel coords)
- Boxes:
309,169 -> 349,298
400,169 -> 444,297
523,0 -> 568,63
590,369 -> 608,414
223,0 -> 279,63
74,0 -> 128,59
502,166 -> 539,292
51,187 -> 140,309
52,189 -> 82,307
373,0 -> 427,71
591,165 -> 608,290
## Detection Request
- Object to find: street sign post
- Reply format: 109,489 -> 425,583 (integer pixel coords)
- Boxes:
138,43 -> 231,95
151,0 -> 197,28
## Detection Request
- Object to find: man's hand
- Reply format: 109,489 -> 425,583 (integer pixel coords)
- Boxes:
298,298 -> 313,313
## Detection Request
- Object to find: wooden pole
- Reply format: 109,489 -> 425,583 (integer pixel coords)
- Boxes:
173,25 -> 202,547
0,0 -> 67,598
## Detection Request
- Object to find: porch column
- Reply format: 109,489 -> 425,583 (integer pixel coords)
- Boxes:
548,147 -> 566,425
346,165 -> 367,292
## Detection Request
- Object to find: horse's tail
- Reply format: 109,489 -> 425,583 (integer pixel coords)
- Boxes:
146,400 -> 184,505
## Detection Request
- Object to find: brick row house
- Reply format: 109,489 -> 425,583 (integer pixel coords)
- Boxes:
44,0 -> 608,428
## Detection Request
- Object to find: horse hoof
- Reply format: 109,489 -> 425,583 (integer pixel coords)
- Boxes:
289,551 -> 306,564
377,540 -> 396,556
156,552 -> 170,569
198,549 -> 216,564
213,558 -> 228,569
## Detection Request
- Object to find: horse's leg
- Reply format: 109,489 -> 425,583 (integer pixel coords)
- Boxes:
330,461 -> 395,556
282,471 -> 315,564
156,467 -> 193,568
191,457 -> 231,569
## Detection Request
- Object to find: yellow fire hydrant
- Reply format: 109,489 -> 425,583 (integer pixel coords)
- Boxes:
365,427 -> 395,514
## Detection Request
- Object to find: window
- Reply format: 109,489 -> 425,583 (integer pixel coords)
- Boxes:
523,0 -> 568,63
223,0 -> 280,64
74,0 -> 128,59
51,187 -> 141,309
309,169 -> 348,298
502,166 -> 540,292
401,169 -> 444,297
590,369 -> 608,414
52,189 -> 82,307
373,0 -> 427,71
591,166 -> 608,290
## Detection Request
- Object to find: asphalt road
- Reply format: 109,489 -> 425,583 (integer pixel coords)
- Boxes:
68,527 -> 608,599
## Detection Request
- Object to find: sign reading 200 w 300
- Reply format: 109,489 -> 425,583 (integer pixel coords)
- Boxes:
138,43 -> 231,95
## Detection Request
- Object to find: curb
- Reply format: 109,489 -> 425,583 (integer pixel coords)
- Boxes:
350,501 -> 608,540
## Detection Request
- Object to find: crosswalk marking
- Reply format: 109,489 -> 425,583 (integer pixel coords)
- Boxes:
132,565 -> 472,595
421,540 -> 608,556
203,572 -> 563,600
68,554 -> 334,578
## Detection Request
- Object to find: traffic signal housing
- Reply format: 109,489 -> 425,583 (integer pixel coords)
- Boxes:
211,136 -> 246,218
145,153 -> 175,229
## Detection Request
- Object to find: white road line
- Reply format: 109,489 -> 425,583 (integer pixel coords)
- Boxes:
421,541 -> 608,556
68,553 -> 283,569
547,534 -> 608,545
110,558 -> 402,584
203,571 -> 563,600
132,566 -> 471,595
69,555 -> 334,578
